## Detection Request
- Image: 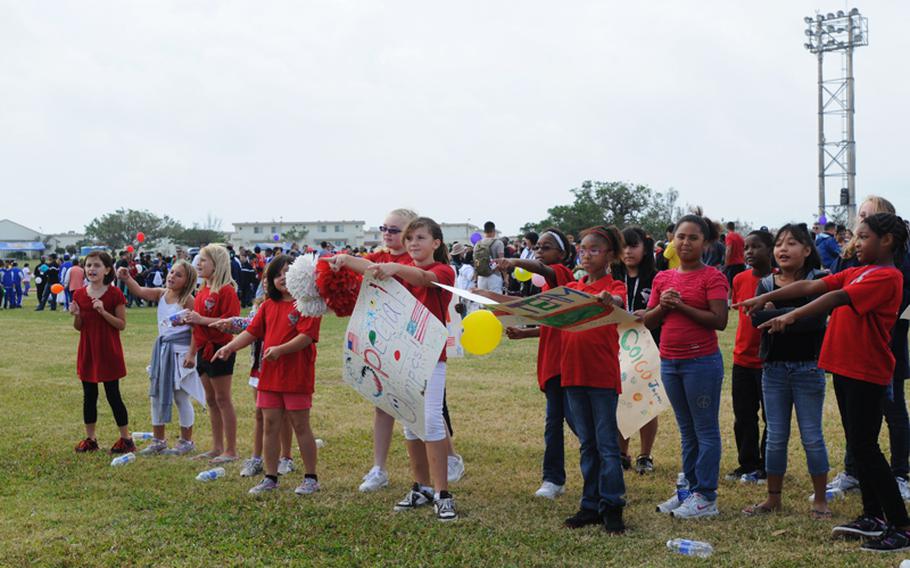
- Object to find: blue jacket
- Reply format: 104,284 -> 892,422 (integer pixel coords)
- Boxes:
815,233 -> 841,269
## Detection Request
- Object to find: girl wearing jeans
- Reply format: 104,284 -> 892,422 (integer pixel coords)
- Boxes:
742,223 -> 830,518
645,214 -> 729,519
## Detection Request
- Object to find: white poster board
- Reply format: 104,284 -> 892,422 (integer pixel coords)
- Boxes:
616,322 -> 669,439
342,276 -> 448,440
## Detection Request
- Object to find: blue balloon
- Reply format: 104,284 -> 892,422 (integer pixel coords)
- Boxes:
818,214 -> 827,225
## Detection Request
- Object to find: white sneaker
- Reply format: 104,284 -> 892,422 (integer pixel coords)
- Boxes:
295,477 -> 321,495
240,457 -> 263,478
534,481 -> 565,499
248,477 -> 279,495
827,471 -> 860,493
656,493 -> 685,514
138,438 -> 168,456
897,477 -> 910,501
358,466 -> 390,492
278,457 -> 295,476
447,454 -> 465,483
670,493 -> 719,519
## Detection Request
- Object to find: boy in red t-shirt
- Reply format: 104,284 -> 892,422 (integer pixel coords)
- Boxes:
215,255 -> 323,496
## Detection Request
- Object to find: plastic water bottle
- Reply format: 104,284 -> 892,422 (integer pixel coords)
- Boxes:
667,539 -> 714,558
315,438 -> 325,449
110,453 -> 136,467
676,472 -> 690,502
898,559 -> 910,568
132,432 -> 154,441
196,467 -> 226,482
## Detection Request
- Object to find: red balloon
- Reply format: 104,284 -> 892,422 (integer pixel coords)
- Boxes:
126,245 -> 134,253
136,232 -> 145,243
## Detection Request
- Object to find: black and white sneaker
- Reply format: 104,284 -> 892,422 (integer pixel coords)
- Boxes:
435,492 -> 458,522
861,526 -> 910,552
832,515 -> 887,539
394,483 -> 433,512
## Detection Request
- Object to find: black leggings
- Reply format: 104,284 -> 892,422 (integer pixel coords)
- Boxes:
82,380 -> 129,427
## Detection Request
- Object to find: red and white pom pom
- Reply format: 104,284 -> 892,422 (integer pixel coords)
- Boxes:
285,253 -> 327,317
315,258 -> 362,317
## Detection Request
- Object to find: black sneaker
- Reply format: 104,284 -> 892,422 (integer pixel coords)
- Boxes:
832,515 -> 887,539
634,455 -> 654,475
724,466 -> 748,481
394,483 -> 434,512
434,491 -> 458,522
620,454 -> 632,471
860,526 -> 910,552
602,506 -> 625,535
564,508 -> 601,529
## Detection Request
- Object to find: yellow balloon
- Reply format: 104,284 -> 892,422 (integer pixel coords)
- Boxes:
460,310 -> 503,355
513,267 -> 532,282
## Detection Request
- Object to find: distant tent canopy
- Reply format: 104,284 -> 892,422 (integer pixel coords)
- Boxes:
0,241 -> 45,251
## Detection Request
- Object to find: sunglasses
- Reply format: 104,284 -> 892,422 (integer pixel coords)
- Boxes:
379,225 -> 402,235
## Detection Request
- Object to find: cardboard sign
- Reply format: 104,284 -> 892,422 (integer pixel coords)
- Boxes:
616,322 -> 669,438
434,282 -> 637,332
342,276 -> 448,440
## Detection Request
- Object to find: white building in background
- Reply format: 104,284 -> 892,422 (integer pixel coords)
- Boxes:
440,222 -> 483,245
45,231 -> 86,252
363,227 -> 382,248
231,220 -> 366,250
0,219 -> 46,259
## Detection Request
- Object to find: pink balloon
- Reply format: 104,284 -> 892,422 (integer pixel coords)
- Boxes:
531,273 -> 547,288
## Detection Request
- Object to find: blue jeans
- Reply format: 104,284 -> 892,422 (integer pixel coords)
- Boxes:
565,386 -> 625,512
661,350 -> 724,501
762,361 -> 829,476
542,376 -> 577,486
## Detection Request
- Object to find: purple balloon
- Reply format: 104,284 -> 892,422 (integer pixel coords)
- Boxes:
818,215 -> 827,225
273,234 -> 280,242
470,232 -> 482,244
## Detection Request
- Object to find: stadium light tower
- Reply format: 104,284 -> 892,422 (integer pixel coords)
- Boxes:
803,8 -> 868,225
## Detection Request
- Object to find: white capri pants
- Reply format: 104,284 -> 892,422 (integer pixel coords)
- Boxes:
150,389 -> 195,428
403,362 -> 447,442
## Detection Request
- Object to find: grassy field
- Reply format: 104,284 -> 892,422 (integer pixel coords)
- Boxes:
0,293 -> 906,567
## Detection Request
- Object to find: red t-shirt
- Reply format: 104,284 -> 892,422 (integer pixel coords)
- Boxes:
536,264 -> 576,390
75,286 -> 127,382
246,299 -> 321,393
366,250 -> 413,265
403,262 -> 455,362
726,232 -> 745,266
732,270 -> 764,368
560,275 -> 626,391
193,284 -> 241,361
648,266 -> 729,360
819,265 -> 903,385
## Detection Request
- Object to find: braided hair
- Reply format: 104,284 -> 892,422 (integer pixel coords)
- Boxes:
862,213 -> 910,264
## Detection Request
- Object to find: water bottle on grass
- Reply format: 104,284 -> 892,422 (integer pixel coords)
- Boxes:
132,432 -> 154,441
196,467 -> 226,482
110,453 -> 136,467
667,539 -> 714,558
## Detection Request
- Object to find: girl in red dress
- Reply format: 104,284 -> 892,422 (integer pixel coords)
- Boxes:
184,244 -> 241,464
70,251 -> 134,454
214,255 -> 322,496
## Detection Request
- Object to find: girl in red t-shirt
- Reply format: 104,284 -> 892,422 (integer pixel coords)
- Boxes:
644,214 -> 729,520
476,227 -> 579,500
184,244 -> 241,464
739,213 -> 910,552
366,217 -> 458,522
70,251 -> 134,455
214,255 -> 323,495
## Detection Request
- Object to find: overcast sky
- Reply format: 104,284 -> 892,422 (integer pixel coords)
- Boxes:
1,1 -> 907,236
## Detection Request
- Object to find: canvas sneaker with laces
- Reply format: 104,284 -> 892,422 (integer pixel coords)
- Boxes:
534,481 -> 566,500
634,455 -> 654,475
832,515 -> 887,538
359,467 -> 390,492
75,438 -> 99,453
277,457 -> 295,476
435,492 -> 458,522
670,493 -> 719,519
656,493 -> 684,514
240,457 -> 264,478
740,470 -> 767,485
161,439 -> 196,456
447,454 -> 465,483
249,477 -> 279,495
394,483 -> 434,511
295,477 -> 321,496
110,437 -> 137,455
860,526 -> 910,553
138,438 -> 168,456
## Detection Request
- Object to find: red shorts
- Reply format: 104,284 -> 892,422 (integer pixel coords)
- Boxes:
256,389 -> 313,411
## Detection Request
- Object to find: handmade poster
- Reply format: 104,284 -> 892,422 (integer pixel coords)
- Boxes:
434,282 -> 637,332
445,296 -> 464,359
616,322 -> 669,438
343,276 -> 448,440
